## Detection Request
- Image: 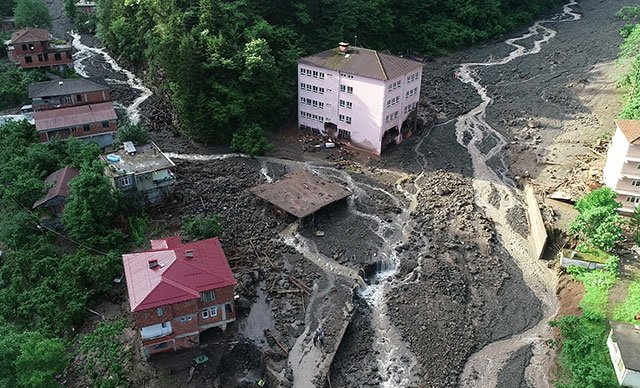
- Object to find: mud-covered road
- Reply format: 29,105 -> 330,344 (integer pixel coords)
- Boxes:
45,0 -> 632,386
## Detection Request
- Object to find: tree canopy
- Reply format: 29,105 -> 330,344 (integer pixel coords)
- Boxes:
14,0 -> 52,29
569,188 -> 623,252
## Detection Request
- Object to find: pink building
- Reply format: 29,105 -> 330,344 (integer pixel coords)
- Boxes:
297,43 -> 423,155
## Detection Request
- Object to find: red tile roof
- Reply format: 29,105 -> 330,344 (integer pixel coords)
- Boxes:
34,102 -> 117,132
122,237 -> 236,312
617,120 -> 640,145
11,27 -> 50,43
32,166 -> 79,208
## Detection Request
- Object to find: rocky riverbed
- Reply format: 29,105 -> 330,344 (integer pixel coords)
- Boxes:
42,0 -> 633,386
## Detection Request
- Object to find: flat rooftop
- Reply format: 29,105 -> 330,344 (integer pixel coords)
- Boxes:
100,142 -> 175,177
611,321 -> 640,371
250,170 -> 351,218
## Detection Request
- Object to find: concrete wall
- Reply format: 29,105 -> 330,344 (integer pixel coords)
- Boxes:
525,184 -> 547,260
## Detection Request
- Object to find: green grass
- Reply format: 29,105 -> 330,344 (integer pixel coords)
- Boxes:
570,267 -> 617,319
614,279 -> 640,323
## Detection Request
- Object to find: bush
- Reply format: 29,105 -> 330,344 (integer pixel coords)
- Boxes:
569,188 -> 623,252
231,124 -> 273,157
614,279 -> 640,323
115,117 -> 150,146
78,319 -> 128,387
182,214 -> 224,241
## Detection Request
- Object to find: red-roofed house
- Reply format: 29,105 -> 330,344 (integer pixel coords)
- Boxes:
34,101 -> 117,148
123,236 -> 237,358
32,166 -> 79,226
604,120 -> 640,213
4,27 -> 73,70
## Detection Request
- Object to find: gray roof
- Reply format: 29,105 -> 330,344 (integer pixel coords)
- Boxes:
250,170 -> 351,218
298,46 -> 423,81
100,142 -> 175,177
611,321 -> 640,371
29,78 -> 110,98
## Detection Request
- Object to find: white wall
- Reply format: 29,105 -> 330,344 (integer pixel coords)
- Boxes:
604,127 -> 630,189
141,321 -> 172,340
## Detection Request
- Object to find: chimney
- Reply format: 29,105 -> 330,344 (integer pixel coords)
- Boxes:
338,42 -> 349,53
185,250 -> 194,258
148,259 -> 159,269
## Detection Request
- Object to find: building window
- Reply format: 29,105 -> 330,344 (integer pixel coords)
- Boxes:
339,115 -> 351,124
102,121 -> 109,128
43,53 -> 48,61
627,196 -> 640,204
339,100 -> 352,109
83,124 -> 90,132
25,56 -> 32,64
407,73 -> 419,83
37,54 -> 43,62
21,44 -> 27,50
300,68 -> 305,75
388,80 -> 401,92
77,94 -> 82,101
340,72 -> 354,79
121,176 -> 131,186
633,181 -> 640,187
71,127 -> 78,132
54,52 -> 61,61
202,308 -> 209,319
201,290 -> 215,302
28,43 -> 34,50
156,307 -> 163,317
178,315 -> 193,323
340,84 -> 353,93
210,306 -> 218,317
338,129 -> 351,140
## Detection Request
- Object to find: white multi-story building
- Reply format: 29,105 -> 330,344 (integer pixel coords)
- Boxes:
297,43 -> 423,155
603,120 -> 640,213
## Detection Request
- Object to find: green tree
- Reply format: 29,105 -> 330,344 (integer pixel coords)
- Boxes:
115,117 -> 150,146
569,188 -> 623,251
231,124 -> 273,156
182,214 -> 224,241
14,0 -> 52,29
62,160 -> 124,250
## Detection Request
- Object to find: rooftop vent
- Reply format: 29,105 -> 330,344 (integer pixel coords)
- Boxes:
338,42 -> 349,54
58,81 -> 63,85
148,259 -> 159,269
185,250 -> 194,258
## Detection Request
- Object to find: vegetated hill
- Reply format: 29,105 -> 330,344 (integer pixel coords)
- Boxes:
94,0 -> 565,144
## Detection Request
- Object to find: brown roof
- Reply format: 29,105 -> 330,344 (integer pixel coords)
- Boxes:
298,46 -> 423,81
11,27 -> 50,43
33,166 -> 80,208
34,102 -> 117,132
250,170 -> 351,218
617,120 -> 640,145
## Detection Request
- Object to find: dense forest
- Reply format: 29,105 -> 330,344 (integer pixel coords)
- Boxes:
94,0 -> 565,144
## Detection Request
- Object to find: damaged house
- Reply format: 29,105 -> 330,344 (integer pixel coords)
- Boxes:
122,236 -> 237,358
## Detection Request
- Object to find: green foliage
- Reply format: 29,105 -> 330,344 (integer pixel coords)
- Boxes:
569,188 -> 623,252
115,117 -> 150,146
618,7 -> 640,119
568,266 -> 617,319
14,0 -> 52,29
182,214 -> 224,241
128,213 -> 149,246
0,64 -> 48,109
550,316 -> 618,388
62,160 -> 125,250
614,279 -> 640,323
231,124 -> 273,156
78,319 -> 129,387
94,0 -> 564,145
0,0 -> 14,18
0,322 -> 67,388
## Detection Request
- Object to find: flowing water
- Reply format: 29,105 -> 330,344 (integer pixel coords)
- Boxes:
70,31 -> 152,124
455,2 -> 581,386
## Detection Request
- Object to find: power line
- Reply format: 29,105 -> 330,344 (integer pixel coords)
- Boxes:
6,193 -> 109,256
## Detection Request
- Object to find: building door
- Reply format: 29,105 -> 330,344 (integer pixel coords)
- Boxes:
324,122 -> 337,138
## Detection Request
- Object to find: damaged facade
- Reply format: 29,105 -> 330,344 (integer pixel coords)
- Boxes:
297,42 -> 423,155
4,27 -> 73,71
122,236 -> 237,358
100,142 -> 176,206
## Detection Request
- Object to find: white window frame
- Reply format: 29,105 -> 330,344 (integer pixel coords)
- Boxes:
201,290 -> 215,302
210,306 -> 218,317
633,180 -> 640,187
202,308 -> 209,319
121,176 -> 131,186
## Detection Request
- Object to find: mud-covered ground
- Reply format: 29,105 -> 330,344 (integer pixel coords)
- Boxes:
43,0 -> 633,386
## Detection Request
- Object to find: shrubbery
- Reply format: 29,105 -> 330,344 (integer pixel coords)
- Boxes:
182,214 -> 224,241
231,124 -> 273,157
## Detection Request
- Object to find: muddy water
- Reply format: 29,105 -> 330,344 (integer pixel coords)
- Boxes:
454,1 -> 581,386
70,31 -> 152,124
